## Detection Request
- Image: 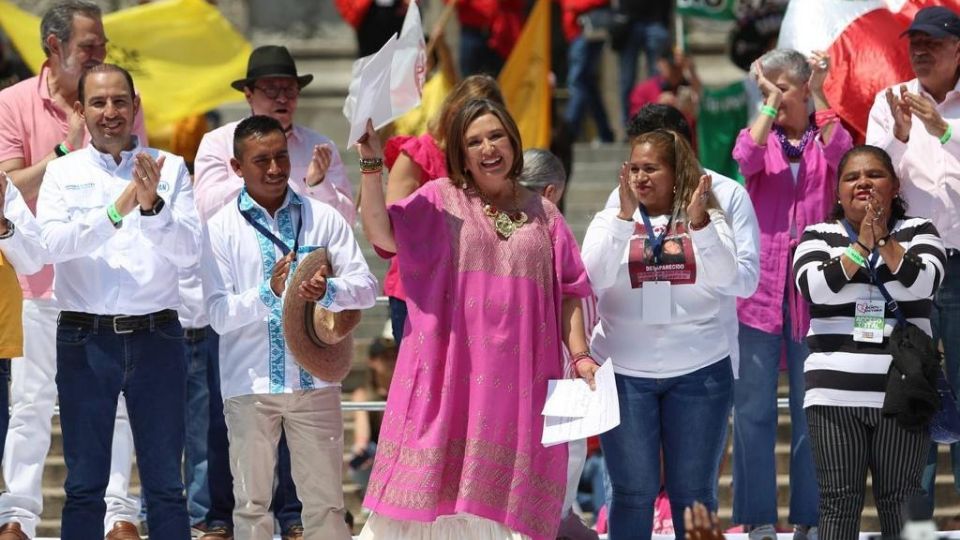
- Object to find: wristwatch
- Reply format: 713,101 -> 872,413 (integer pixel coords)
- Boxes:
139,197 -> 165,216
0,219 -> 13,239
876,234 -> 891,248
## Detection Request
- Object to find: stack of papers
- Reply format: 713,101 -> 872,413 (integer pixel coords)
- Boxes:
541,360 -> 621,447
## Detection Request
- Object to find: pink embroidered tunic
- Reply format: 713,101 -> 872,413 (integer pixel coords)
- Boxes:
732,125 -> 852,339
363,180 -> 592,540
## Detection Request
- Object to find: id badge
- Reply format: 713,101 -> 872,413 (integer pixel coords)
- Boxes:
642,281 -> 671,324
853,298 -> 885,343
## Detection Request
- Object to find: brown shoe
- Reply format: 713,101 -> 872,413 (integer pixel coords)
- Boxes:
281,524 -> 304,540
198,525 -> 233,540
0,522 -> 28,540
105,520 -> 141,540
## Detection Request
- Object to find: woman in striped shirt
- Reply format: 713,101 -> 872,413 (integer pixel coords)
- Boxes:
793,145 -> 946,540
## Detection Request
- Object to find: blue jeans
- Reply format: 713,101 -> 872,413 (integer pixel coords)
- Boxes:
56,318 -> 189,540
204,334 -> 303,531
459,26 -> 504,77
564,36 -> 614,142
617,20 -> 670,127
388,296 -> 407,347
577,453 -> 608,514
601,358 -> 733,540
922,252 -> 960,514
184,327 -> 214,525
733,312 -> 819,525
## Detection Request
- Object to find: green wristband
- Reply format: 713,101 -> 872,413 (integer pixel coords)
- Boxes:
940,124 -> 953,145
760,105 -> 778,118
844,245 -> 866,267
106,203 -> 123,225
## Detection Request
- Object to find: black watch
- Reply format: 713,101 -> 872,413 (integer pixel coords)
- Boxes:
139,197 -> 165,216
876,234 -> 891,248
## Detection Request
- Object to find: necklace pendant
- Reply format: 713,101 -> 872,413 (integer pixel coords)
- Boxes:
494,212 -> 517,238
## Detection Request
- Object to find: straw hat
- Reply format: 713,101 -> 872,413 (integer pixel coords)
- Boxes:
282,249 -> 361,382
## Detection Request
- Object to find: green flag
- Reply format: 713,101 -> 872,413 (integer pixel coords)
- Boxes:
697,81 -> 748,183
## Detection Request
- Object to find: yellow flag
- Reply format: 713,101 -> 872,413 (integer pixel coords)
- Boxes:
0,0 -> 250,135
497,0 -> 551,150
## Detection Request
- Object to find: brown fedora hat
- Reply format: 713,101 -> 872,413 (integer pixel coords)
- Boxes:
231,45 -> 314,92
282,249 -> 361,383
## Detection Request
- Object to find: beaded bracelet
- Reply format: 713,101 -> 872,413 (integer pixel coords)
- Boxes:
359,157 -> 384,174
760,105 -> 778,118
844,245 -> 866,267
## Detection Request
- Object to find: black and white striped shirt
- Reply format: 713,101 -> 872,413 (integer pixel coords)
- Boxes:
793,217 -> 946,409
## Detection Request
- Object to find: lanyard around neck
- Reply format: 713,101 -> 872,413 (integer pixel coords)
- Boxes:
237,194 -> 302,257
638,204 -> 672,265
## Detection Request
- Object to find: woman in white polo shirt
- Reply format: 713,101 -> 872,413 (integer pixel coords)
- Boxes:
580,129 -> 738,540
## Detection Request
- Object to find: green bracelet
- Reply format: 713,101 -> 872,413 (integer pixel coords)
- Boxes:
844,245 -> 866,267
106,203 -> 123,225
940,124 -> 953,145
760,105 -> 778,118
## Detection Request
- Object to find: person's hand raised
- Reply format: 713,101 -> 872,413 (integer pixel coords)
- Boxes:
298,264 -> 329,301
617,161 -> 638,221
306,144 -> 333,187
752,60 -> 781,102
356,119 -> 383,161
807,50 -> 830,95
270,251 -> 295,297
903,90 -> 950,140
686,174 -> 712,228
885,85 -> 912,143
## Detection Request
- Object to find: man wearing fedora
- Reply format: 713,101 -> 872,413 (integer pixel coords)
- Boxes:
190,45 -> 354,540
194,45 -> 353,224
201,115 -> 376,540
866,5 -> 960,517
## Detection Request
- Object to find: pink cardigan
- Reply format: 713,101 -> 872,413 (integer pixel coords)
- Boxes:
732,124 -> 852,339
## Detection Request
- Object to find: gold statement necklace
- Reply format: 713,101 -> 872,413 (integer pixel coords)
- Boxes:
475,185 -> 528,239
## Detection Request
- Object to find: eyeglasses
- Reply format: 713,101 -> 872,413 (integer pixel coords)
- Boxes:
253,85 -> 299,99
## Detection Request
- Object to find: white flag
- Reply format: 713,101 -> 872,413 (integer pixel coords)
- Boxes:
343,1 -> 426,147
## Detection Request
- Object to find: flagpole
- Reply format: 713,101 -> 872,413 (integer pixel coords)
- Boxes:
426,0 -> 459,59
675,8 -> 685,53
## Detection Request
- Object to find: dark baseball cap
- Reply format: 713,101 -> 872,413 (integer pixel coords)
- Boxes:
902,6 -> 960,39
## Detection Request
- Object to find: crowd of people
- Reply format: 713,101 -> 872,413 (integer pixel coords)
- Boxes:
1,1 -> 960,540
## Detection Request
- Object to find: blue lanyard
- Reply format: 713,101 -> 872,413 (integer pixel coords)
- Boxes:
840,219 -> 880,282
638,204 -> 672,265
237,194 -> 302,257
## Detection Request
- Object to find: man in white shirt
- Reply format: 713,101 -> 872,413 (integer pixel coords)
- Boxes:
201,115 -> 376,539
191,46 -> 356,540
35,64 -> 200,540
865,5 -> 960,514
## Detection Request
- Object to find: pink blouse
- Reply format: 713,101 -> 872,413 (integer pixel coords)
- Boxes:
732,124 -> 852,339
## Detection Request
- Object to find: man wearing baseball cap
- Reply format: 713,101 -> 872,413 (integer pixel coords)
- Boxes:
866,4 -> 960,517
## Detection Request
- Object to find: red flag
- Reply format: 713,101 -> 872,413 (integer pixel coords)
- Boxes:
778,0 -> 960,142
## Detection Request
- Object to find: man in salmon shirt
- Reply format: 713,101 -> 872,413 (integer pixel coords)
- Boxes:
0,1 -> 148,539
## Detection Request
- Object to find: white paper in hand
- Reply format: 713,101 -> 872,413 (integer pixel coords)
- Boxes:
342,1 -> 426,147
541,360 -> 621,447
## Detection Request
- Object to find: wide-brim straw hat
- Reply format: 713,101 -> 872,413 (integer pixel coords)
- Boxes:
282,249 -> 361,383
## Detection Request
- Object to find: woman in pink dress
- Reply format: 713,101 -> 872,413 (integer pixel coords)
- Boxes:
356,99 -> 595,540
382,74 -> 504,346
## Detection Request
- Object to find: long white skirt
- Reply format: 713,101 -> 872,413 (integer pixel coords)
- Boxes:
357,512 -> 532,540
